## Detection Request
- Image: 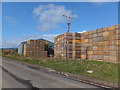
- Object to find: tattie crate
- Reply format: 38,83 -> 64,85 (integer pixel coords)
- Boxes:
89,47 -> 93,50
97,55 -> 104,60
109,40 -> 116,45
88,31 -> 93,35
108,35 -> 115,40
106,26 -> 113,31
89,30 -> 94,35
109,29 -> 117,35
93,51 -> 97,55
84,39 -> 89,43
97,51 -> 104,55
103,31 -> 109,37
103,51 -> 109,55
97,42 -> 103,46
117,40 -> 120,45
92,42 -> 98,46
109,55 -> 117,62
92,46 -> 97,50
111,25 -> 117,30
97,47 -> 103,51
83,31 -> 89,35
84,35 -> 89,39
98,32 -> 103,37
93,34 -> 97,38
103,55 -> 109,61
88,43 -> 92,46
109,45 -> 116,51
104,41 -> 109,46
118,34 -> 120,39
109,51 -> 117,56
89,34 -> 92,39
118,51 -> 120,62
81,54 -> 86,59
97,28 -> 103,33
91,55 -> 98,60
103,47 -> 109,51
95,37 -> 102,42
116,28 -> 120,34
93,29 -> 98,34
88,55 -> 92,59
102,36 -> 108,41
88,51 -> 93,55
81,51 -> 86,55
116,45 -> 120,51
81,36 -> 85,40
103,27 -> 110,32
95,42 -> 102,46
89,45 -> 93,48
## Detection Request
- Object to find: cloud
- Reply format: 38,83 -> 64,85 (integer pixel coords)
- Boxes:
2,38 -> 22,48
23,34 -> 57,42
5,16 -> 18,24
33,4 -> 78,32
2,34 -> 57,48
78,30 -> 86,33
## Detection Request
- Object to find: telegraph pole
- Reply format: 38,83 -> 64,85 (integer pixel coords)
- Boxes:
63,15 -> 72,59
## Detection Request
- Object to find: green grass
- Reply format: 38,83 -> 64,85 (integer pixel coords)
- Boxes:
2,53 -> 118,84
0,52 -> 2,56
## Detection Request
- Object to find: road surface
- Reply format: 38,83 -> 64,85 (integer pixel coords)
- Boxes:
1,58 -> 105,89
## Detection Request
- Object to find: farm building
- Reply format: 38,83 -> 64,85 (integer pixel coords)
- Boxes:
18,39 -> 54,58
18,41 -> 27,55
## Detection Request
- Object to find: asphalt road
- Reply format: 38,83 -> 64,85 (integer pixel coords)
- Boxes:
1,58 -> 105,89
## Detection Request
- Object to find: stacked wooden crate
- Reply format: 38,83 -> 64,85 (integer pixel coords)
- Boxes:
54,24 -> 119,62
80,24 -> 120,62
115,24 -> 120,62
54,33 -> 65,58
24,40 -> 47,58
54,32 -> 81,58
80,31 -> 89,59
72,33 -> 81,58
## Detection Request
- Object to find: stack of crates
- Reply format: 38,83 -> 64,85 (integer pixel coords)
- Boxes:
80,24 -> 120,62
24,40 -> 47,58
54,33 -> 65,58
54,32 -> 81,58
54,24 -> 119,62
72,33 -> 81,58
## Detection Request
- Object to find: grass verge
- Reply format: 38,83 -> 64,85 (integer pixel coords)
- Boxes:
2,53 -> 118,84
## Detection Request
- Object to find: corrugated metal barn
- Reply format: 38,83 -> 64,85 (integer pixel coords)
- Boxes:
18,39 -> 54,58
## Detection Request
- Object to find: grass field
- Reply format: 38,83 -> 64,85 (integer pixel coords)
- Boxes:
2,53 -> 118,84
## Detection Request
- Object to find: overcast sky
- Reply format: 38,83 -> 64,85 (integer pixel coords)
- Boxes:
2,1 -> 118,48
